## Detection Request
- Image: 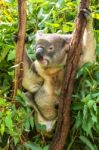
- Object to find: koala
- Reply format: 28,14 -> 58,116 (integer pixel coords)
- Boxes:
22,34 -> 71,132
22,10 -> 96,132
22,49 -> 61,132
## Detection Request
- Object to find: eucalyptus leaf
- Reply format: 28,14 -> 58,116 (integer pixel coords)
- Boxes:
24,141 -> 42,150
5,115 -> 13,130
79,136 -> 96,150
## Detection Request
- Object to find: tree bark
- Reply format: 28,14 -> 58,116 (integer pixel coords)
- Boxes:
13,0 -> 26,97
49,0 -> 90,150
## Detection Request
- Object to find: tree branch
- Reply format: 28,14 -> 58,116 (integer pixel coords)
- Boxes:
13,0 -> 26,97
49,0 -> 90,150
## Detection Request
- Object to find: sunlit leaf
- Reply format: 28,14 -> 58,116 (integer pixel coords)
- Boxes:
92,13 -> 99,19
45,22 -> 60,28
7,50 -> 15,61
0,124 -> 5,135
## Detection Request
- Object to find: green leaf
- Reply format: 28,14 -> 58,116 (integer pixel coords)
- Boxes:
0,49 -> 9,63
0,98 -> 6,106
24,119 -> 30,131
45,22 -> 60,28
0,112 -> 3,118
43,145 -> 49,150
92,13 -> 99,19
14,136 -> 19,145
87,101 -> 95,109
83,105 -> 88,119
90,110 -> 97,123
5,115 -> 13,130
82,116 -> 93,134
82,95 -> 92,104
16,90 -> 27,106
56,0 -> 65,8
72,102 -> 83,110
24,141 -> 42,150
94,70 -> 99,80
75,112 -> 82,128
79,136 -> 96,150
29,116 -> 34,129
29,0 -> 44,3
0,124 -> 5,135
7,50 -> 15,61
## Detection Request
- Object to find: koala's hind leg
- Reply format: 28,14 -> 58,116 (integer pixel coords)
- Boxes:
80,9 -> 96,66
25,92 -> 34,107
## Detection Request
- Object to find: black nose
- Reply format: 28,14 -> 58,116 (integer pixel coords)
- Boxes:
36,48 -> 44,60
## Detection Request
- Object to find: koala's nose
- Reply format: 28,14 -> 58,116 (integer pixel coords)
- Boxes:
36,48 -> 44,60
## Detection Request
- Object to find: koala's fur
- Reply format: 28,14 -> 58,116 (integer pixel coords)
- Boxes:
22,12 -> 96,132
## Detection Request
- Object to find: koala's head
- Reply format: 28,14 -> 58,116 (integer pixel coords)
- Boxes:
35,32 -> 71,68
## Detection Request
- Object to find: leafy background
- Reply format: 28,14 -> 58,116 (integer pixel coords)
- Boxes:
0,0 -> 99,149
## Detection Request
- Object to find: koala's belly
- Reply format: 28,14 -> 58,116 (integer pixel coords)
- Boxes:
34,85 -> 58,120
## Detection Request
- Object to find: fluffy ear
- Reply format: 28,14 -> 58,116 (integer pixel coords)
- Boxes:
35,30 -> 43,39
61,34 -> 72,43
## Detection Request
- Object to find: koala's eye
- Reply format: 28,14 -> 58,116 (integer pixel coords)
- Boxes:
48,46 -> 54,52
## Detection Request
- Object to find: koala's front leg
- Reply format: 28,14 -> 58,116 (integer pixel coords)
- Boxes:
80,9 -> 96,66
14,33 -> 44,95
22,57 -> 44,93
14,36 -> 43,93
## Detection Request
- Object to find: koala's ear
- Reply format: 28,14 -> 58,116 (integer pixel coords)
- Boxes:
35,30 -> 43,39
61,34 -> 72,44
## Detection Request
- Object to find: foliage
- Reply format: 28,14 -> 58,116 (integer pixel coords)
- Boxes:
0,0 -> 99,149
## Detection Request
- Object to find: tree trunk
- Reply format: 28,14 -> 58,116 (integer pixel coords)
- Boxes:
49,0 -> 90,150
13,0 -> 26,97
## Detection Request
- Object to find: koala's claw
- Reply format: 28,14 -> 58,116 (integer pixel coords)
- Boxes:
13,33 -> 29,43
13,33 -> 18,43
83,8 -> 91,16
81,8 -> 92,21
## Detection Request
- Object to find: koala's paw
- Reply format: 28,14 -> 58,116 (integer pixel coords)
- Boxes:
13,33 -> 18,43
82,8 -> 92,22
13,33 -> 29,43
